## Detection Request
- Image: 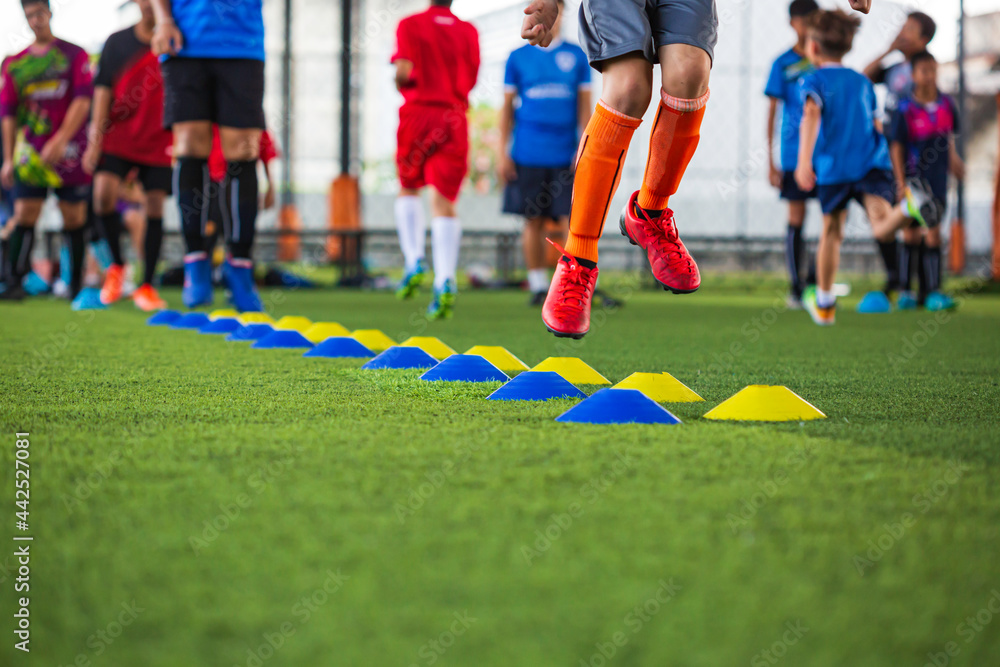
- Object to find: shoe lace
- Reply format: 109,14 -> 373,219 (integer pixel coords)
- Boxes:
546,239 -> 596,312
636,207 -> 693,268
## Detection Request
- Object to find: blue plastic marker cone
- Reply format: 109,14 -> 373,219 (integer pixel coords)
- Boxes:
199,318 -> 242,334
555,388 -> 682,425
420,355 -> 509,383
857,291 -> 892,313
488,371 -> 586,401
226,324 -> 274,342
361,346 -> 438,370
251,330 -> 314,349
169,312 -> 211,330
147,309 -> 182,325
303,337 -> 375,359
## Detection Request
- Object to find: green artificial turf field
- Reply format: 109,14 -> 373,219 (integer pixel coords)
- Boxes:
2,275 -> 1000,667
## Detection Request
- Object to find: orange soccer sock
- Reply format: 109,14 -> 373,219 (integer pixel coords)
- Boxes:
636,88 -> 710,213
564,101 -> 642,263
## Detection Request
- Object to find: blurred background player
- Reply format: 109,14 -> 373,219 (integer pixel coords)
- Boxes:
0,59 -> 11,290
204,125 -> 278,269
863,10 -> 937,299
85,0 -> 172,312
151,0 -> 266,312
888,50 -> 964,312
795,10 -> 926,327
0,0 -> 92,305
499,0 -> 591,306
392,0 -> 480,319
765,0 -> 818,310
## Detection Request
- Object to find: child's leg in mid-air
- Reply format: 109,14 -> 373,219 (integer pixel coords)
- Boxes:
563,55 -> 650,263
864,193 -> 910,244
816,209 -> 847,307
635,44 -> 711,217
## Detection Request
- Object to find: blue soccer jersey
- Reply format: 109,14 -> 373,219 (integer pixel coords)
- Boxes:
800,65 -> 891,185
505,41 -> 591,168
764,47 -> 813,172
170,0 -> 264,61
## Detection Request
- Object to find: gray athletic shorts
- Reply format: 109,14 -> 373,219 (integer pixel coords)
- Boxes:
579,0 -> 718,70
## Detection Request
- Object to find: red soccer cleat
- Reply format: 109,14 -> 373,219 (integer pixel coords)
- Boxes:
100,264 -> 125,305
619,191 -> 701,293
542,240 -> 599,339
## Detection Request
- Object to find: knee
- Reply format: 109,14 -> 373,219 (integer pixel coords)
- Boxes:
788,205 -> 806,227
93,190 -> 116,215
822,220 -> 843,242
603,75 -> 652,119
661,52 -> 711,99
430,193 -> 456,218
146,195 -> 166,219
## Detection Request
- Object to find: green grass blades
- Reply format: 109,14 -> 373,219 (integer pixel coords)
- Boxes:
2,281 -> 1000,666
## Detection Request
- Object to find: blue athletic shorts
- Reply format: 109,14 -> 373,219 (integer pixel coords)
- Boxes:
579,0 -> 718,70
817,169 -> 896,215
781,171 -> 817,202
502,164 -> 574,220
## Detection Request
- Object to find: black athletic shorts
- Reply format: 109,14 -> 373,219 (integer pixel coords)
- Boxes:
780,171 -> 817,201
502,164 -> 575,220
97,153 -> 173,194
161,57 -> 266,129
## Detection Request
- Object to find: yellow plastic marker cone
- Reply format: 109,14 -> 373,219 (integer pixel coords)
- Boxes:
614,372 -> 704,403
400,336 -> 456,361
238,312 -> 275,325
303,322 -> 352,343
464,346 -> 529,373
274,316 -> 313,333
209,308 -> 239,321
702,385 -> 826,422
351,329 -> 396,353
530,357 -> 610,385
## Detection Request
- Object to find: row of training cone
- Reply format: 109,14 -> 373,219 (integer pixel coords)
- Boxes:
148,309 -> 826,425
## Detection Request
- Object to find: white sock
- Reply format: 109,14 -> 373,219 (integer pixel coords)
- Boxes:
817,288 -> 836,308
431,217 -> 461,289
395,196 -> 425,272
527,268 -> 549,293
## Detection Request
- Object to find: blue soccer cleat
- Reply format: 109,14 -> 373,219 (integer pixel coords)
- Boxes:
223,257 -> 264,313
183,253 -> 214,309
925,291 -> 957,312
71,287 -> 107,311
396,258 -> 427,300
896,292 -> 918,311
24,271 -> 50,296
426,278 -> 456,320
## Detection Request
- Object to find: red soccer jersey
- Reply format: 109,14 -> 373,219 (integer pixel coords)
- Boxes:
391,6 -> 480,110
94,27 -> 172,167
208,127 -> 278,183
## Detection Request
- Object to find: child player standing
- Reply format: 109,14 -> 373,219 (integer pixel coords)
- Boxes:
765,0 -> 819,309
888,50 -> 964,312
392,0 -> 480,320
795,10 -> 926,326
520,0 -> 875,339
